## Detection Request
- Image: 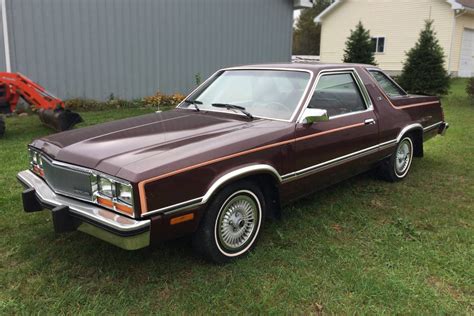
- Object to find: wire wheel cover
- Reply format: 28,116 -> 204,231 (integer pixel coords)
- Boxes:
395,139 -> 412,175
217,193 -> 259,251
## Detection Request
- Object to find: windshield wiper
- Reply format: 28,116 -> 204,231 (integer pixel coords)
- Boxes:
184,99 -> 202,111
212,103 -> 253,120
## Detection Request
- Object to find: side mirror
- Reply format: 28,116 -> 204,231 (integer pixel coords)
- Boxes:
299,108 -> 329,124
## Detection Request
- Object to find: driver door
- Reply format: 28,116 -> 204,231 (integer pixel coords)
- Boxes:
289,70 -> 379,197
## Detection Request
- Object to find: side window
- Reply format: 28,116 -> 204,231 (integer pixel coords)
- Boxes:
309,73 -> 367,117
369,70 -> 406,97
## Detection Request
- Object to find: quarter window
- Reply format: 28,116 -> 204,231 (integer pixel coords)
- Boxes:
308,73 -> 367,117
371,37 -> 385,53
369,70 -> 406,97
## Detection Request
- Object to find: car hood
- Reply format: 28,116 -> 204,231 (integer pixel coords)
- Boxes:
31,109 -> 292,182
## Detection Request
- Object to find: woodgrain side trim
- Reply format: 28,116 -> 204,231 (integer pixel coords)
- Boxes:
138,122 -> 365,213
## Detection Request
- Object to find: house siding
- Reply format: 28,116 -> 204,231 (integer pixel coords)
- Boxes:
1,0 -> 294,100
319,0 -> 455,73
450,11 -> 474,74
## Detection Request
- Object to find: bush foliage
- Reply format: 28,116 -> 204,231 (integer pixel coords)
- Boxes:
466,78 -> 474,104
64,91 -> 185,112
343,21 -> 377,65
142,92 -> 185,108
398,20 -> 450,96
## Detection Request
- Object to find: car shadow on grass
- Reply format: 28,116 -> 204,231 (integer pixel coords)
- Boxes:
36,169 -> 387,270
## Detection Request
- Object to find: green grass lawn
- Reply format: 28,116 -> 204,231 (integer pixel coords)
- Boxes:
1,80 -> 473,314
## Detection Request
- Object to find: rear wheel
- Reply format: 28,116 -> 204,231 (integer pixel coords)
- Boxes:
193,181 -> 265,263
378,136 -> 414,182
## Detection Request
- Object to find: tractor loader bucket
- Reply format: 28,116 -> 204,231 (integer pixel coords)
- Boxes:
38,108 -> 83,132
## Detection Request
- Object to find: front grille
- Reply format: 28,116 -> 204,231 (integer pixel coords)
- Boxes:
41,157 -> 94,201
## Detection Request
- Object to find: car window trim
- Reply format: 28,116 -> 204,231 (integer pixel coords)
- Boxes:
176,67 -> 315,123
296,68 -> 374,122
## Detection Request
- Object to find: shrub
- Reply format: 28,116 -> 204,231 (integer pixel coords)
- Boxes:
64,98 -> 145,111
467,78 -> 474,104
142,91 -> 185,109
398,20 -> 450,96
64,91 -> 185,112
343,21 -> 377,65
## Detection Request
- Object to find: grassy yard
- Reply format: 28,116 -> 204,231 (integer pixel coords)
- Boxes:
0,80 -> 473,314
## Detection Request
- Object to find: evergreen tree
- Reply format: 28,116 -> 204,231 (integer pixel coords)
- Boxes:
343,21 -> 376,65
292,0 -> 331,55
398,20 -> 450,96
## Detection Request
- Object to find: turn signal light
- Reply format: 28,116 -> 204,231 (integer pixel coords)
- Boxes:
97,196 -> 134,216
97,196 -> 114,208
170,213 -> 194,225
115,202 -> 134,215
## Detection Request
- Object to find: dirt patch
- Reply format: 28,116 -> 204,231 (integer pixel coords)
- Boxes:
427,276 -> 464,301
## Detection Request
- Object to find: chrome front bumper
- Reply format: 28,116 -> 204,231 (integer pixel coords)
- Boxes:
17,170 -> 150,250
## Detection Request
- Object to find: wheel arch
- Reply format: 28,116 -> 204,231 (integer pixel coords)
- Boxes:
202,164 -> 282,219
396,123 -> 423,157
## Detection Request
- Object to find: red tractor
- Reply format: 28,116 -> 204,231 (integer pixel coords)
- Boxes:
0,72 -> 83,137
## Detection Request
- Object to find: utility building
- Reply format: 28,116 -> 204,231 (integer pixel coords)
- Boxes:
0,0 -> 311,99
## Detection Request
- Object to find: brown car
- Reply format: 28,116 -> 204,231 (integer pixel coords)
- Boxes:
18,63 -> 449,263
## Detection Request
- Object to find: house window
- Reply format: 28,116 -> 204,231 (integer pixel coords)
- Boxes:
371,37 -> 385,53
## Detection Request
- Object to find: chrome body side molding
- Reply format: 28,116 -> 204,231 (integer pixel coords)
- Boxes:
141,164 -> 281,217
423,121 -> 443,133
281,139 -> 397,183
396,123 -> 423,142
142,140 -> 400,217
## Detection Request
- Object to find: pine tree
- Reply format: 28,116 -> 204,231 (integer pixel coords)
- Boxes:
292,0 -> 331,55
343,21 -> 376,65
398,20 -> 450,96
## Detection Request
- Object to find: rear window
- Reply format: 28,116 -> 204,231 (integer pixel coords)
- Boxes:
369,70 -> 406,97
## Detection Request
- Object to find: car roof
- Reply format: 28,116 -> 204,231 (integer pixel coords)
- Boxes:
225,62 -> 379,74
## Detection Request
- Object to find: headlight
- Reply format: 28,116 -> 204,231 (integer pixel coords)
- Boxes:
116,183 -> 133,205
29,148 -> 44,177
31,151 -> 38,164
98,176 -> 114,198
94,175 -> 134,216
27,148 -> 135,217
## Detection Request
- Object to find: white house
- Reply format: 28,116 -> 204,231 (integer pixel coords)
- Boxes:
315,0 -> 474,77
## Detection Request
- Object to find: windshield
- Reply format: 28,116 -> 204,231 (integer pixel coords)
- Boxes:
180,70 -> 311,120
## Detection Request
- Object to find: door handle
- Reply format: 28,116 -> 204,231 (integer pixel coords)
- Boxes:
364,118 -> 376,125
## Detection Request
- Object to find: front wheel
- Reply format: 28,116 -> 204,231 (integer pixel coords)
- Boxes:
378,136 -> 414,182
193,181 -> 265,263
